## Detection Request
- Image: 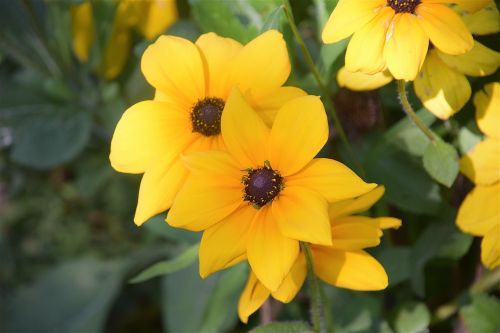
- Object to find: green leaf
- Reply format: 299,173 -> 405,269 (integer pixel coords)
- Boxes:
142,214 -> 201,243
458,125 -> 482,154
9,106 -> 91,169
2,258 -> 125,333
436,231 -> 473,260
129,243 -> 199,283
375,246 -> 411,287
422,140 -> 459,187
461,294 -> 500,333
261,5 -> 285,32
250,321 -> 313,333
391,302 -> 430,333
162,262 -> 247,333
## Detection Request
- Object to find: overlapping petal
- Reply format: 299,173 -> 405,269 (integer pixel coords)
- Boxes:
328,186 -> 386,220
474,83 -> 500,139
481,225 -> 500,269
337,67 -> 393,91
253,86 -> 307,127
269,96 -> 328,176
460,138 -> 500,185
271,253 -> 307,303
437,42 -> 500,77
460,1 -> 500,35
238,272 -> 270,324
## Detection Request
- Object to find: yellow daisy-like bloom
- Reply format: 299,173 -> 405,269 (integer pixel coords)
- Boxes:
167,88 -> 377,291
238,186 -> 402,323
110,30 -> 306,225
337,1 -> 500,120
457,82 -> 500,269
71,0 -> 178,79
322,0 -> 474,80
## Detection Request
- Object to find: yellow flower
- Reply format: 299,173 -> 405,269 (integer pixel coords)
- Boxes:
167,88 -> 377,291
336,1 -> 500,120
322,0 -> 474,80
71,0 -> 178,79
238,186 -> 402,323
457,82 -> 500,269
110,30 -> 306,225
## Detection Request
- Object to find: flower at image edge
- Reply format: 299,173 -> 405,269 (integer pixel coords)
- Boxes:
109,30 -> 306,225
322,0 -> 474,80
238,185 -> 402,323
167,88 -> 377,292
457,82 -> 500,269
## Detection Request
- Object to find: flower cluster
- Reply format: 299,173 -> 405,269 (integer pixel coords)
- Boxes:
457,82 -> 500,269
110,29 -> 399,322
326,0 -> 500,119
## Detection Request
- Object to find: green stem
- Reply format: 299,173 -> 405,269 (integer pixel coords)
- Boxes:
282,1 -> 363,176
396,80 -> 436,143
301,242 -> 328,333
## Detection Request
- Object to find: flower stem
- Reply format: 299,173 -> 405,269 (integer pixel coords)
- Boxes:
301,242 -> 328,333
282,1 -> 363,176
396,80 -> 436,143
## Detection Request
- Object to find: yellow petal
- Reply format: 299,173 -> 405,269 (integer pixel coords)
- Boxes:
345,6 -> 394,74
337,67 -> 393,91
456,183 -> 500,236
373,217 -> 403,229
196,33 -> 243,99
269,96 -> 328,176
475,82 -> 500,139
271,253 -> 307,303
416,3 -> 473,55
460,138 -> 500,185
135,158 -> 188,225
221,88 -> 270,168
460,1 -> 500,35
437,42 -> 500,77
71,1 -> 94,62
231,30 -> 290,101
167,174 -> 243,231
136,0 -> 177,40
328,186 -> 385,220
330,221 -> 381,250
312,248 -> 388,290
253,86 -> 307,127
272,187 -> 332,245
321,0 -> 385,43
110,101 -> 192,174
481,225 -> 500,269
384,13 -> 429,80
238,272 -> 270,324
331,215 -> 401,231
286,158 -> 377,202
413,50 -> 471,120
141,35 -> 205,105
199,205 -> 256,278
247,207 -> 299,291
181,150 -> 241,179
453,0 -> 491,14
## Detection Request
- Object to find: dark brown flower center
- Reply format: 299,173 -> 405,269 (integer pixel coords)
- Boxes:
387,0 -> 420,13
191,97 -> 225,136
242,162 -> 284,209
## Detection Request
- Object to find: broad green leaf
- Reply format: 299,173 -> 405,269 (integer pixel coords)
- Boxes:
10,107 -> 92,169
461,294 -> 500,333
162,262 -> 247,333
250,321 -> 313,333
142,214 -> 201,244
2,258 -> 125,333
375,246 -> 411,287
129,243 -> 199,283
458,125 -> 482,154
391,302 -> 430,333
422,140 -> 459,187
261,5 -> 285,32
436,231 -> 473,260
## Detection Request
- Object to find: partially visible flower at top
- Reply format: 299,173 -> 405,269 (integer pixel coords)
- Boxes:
238,186 -> 402,323
336,1 -> 500,120
457,82 -> 500,269
322,0 -> 474,80
110,30 -> 306,225
71,0 -> 178,79
167,89 -> 377,292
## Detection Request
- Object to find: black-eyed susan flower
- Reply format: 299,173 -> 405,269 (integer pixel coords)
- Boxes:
322,0 -> 474,80
336,1 -> 500,120
238,186 -> 402,323
167,89 -> 376,291
457,82 -> 500,269
71,0 -> 178,79
110,30 -> 306,225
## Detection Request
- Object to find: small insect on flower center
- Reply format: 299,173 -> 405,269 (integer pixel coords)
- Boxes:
242,161 -> 284,209
191,97 -> 225,136
387,0 -> 420,13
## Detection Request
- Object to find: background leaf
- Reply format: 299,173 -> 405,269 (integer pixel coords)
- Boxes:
422,140 -> 459,187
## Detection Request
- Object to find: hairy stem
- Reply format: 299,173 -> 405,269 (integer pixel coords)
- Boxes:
397,80 -> 436,143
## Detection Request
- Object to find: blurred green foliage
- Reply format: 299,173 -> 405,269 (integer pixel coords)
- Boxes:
1,0 -> 499,332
